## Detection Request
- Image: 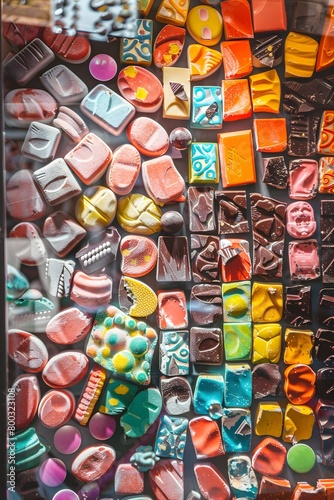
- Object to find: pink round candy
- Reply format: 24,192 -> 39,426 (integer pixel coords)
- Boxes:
54,425 -> 82,454
52,490 -> 79,500
39,458 -> 67,487
89,413 -> 116,440
89,54 -> 117,81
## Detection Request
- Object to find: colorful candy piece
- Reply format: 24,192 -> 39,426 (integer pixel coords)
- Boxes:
160,376 -> 192,415
221,40 -> 253,79
98,377 -> 139,415
153,25 -> 186,68
222,281 -> 251,323
255,402 -> 283,437
71,445 -> 116,482
288,240 -> 320,280
149,460 -> 184,500
120,235 -> 157,278
283,77 -> 334,114
120,387 -> 162,437
284,328 -> 313,364
223,79 -> 252,121
286,201 -> 316,239
40,65 -> 88,104
252,35 -> 283,68
285,32 -> 318,78
119,276 -> 157,317
2,22 -> 43,50
189,416 -> 225,459
251,0 -> 287,32
6,170 -> 46,221
316,5 -> 334,72
252,282 -> 283,322
75,366 -> 106,425
225,363 -> 252,407
8,330 -> 48,373
218,130 -> 256,187
80,84 -> 135,136
114,464 -> 144,495
117,66 -> 163,113
157,290 -> 188,330
319,156 -> 334,194
39,458 -> 67,488
157,236 -> 191,282
188,143 -> 219,184
156,0 -> 190,26
191,86 -> 222,129
6,265 -> 29,302
4,88 -> 57,128
38,389 -> 76,428
283,403 -> 315,443
117,193 -> 162,235
249,69 -> 280,113
252,324 -> 282,364
53,425 -> 81,454
190,327 -> 222,364
86,305 -> 158,385
4,38 -> 55,85
161,211 -> 184,234
228,456 -> 258,500
254,118 -> 287,153
142,155 -> 185,206
194,463 -> 230,500
106,144 -> 141,195
221,0 -> 253,39
130,445 -> 159,472
75,227 -> 120,274
155,415 -> 188,459
252,437 -> 287,476
53,106 -> 89,143
318,111 -> 334,155
46,257 -> 73,300
224,323 -> 251,361
9,222 -> 47,266
220,239 -> 252,282
13,427 -> 49,472
160,331 -> 189,376
43,211 -> 86,257
194,373 -> 224,419
284,364 -> 316,404
46,307 -> 92,345
186,6 -> 223,46
252,363 -> 281,398
169,127 -> 192,150
288,159 -> 318,199
33,158 -> 82,206
127,117 -> 169,157
215,190 -> 249,234
187,44 -> 223,81
42,351 -> 89,389
75,186 -> 117,231
12,374 -> 40,430
163,67 -> 191,119
190,284 -> 222,325
42,27 -> 91,63
21,122 -> 61,162
222,408 -> 251,452
120,19 -> 153,66
89,54 -> 118,81
287,444 -> 316,474
259,476 -> 291,499
191,235 -> 219,282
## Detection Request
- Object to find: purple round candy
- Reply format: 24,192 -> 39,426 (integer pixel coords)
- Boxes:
89,412 -> 116,440
169,127 -> 192,150
52,490 -> 79,500
89,54 -> 117,81
54,425 -> 82,454
39,458 -> 66,487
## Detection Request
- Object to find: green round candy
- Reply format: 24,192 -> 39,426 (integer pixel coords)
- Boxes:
104,317 -> 113,328
287,443 -> 315,473
129,336 -> 148,356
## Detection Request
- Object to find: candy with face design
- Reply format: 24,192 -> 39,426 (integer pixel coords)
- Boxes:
286,202 -> 316,239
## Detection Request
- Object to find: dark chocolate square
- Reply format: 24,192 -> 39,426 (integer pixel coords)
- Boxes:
321,200 -> 334,243
284,285 -> 312,326
322,245 -> 334,283
215,190 -> 249,234
318,288 -> 334,326
191,235 -> 219,282
190,327 -> 222,365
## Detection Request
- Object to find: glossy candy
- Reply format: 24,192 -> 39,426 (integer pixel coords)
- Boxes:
252,324 -> 282,364
252,438 -> 287,476
218,130 -> 256,187
224,323 -> 251,361
149,459 -> 184,500
220,239 -> 252,282
225,363 -> 252,407
127,117 -> 169,157
155,415 -> 188,460
160,331 -> 189,376
264,155 -> 288,189
160,376 -> 192,415
216,190 -> 249,234
153,25 -> 186,68
157,236 -> 191,282
188,143 -> 219,184
12,374 -> 40,430
222,408 -> 251,452
118,66 -> 163,113
221,0 -> 253,39
191,235 -> 219,282
75,366 -> 106,425
285,32 -> 318,78
253,35 -> 283,68
284,364 -> 316,404
252,282 -> 283,322
89,54 -> 117,81
120,19 -> 153,66
187,44 -> 223,81
42,351 -> 89,389
193,373 -> 224,419
284,286 -> 312,327
189,416 -> 224,459
252,0 -> 287,31
38,390 -> 76,428
117,193 -> 162,235
71,445 -> 116,482
283,404 -> 315,443
13,427 -> 49,472
190,284 -> 222,325
120,387 -> 162,437
222,281 -> 251,323
161,211 -> 184,233
249,69 -> 281,113
255,402 -> 283,437
223,79 -> 252,121
142,155 -> 185,205
163,67 -> 191,119
254,118 -> 287,152
221,40 -> 253,79
191,86 -> 222,129
228,456 -> 258,499
75,186 -> 117,231
157,290 -> 188,330
194,463 -> 230,500
186,6 -> 223,46
8,330 -> 48,373
252,363 -> 281,398
288,240 -> 320,280
98,378 -> 139,416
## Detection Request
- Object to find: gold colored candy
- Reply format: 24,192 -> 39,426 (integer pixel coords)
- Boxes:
255,402 -> 283,437
117,193 -> 162,235
249,69 -> 281,114
285,32 -> 318,78
75,186 -> 117,231
283,404 -> 315,443
121,277 -> 158,317
252,282 -> 283,323
252,324 -> 282,364
284,328 -> 313,365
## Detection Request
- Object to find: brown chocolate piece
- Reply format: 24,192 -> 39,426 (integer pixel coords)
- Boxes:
190,327 -> 222,365
283,77 -> 334,114
284,285 -> 312,326
291,483 -> 326,499
16,466 -> 46,498
315,329 -> 334,364
250,193 -> 287,278
252,363 -> 281,398
161,211 -> 184,234
259,476 -> 291,499
316,399 -> 334,466
291,0 -> 326,35
318,288 -> 334,326
215,190 -> 249,234
160,376 -> 192,415
187,187 -> 215,233
321,200 -> 334,243
322,245 -> 334,283
190,284 -> 222,325
191,235 -> 219,282
75,227 -> 120,274
252,35 -> 283,68
157,236 -> 191,282
288,114 -> 320,157
262,156 -> 288,189
316,368 -> 334,402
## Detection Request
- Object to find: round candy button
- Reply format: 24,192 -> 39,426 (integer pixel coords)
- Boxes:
52,490 -> 79,500
39,458 -> 67,487
89,413 -> 116,440
161,211 -> 184,234
287,443 -> 316,473
54,425 -> 82,454
89,54 -> 117,81
169,127 -> 192,150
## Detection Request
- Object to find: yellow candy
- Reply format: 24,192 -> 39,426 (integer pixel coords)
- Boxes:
252,324 -> 282,364
186,6 -> 223,47
251,282 -> 283,323
187,44 -> 223,81
285,32 -> 318,78
163,66 -> 191,119
255,402 -> 283,437
117,193 -> 162,235
283,404 -> 315,443
284,328 -> 313,365
156,0 -> 190,26
76,186 -> 117,231
223,281 -> 251,323
249,69 -> 281,114
121,276 -> 158,317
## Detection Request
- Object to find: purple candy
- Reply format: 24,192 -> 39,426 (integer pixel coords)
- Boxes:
89,54 -> 117,81
54,425 -> 82,454
52,490 -> 79,500
89,413 -> 116,440
39,458 -> 67,487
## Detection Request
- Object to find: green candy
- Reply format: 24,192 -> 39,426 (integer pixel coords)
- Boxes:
287,443 -> 316,473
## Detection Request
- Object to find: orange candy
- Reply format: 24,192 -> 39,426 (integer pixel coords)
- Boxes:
316,5 -> 334,72
284,364 -> 316,405
223,79 -> 252,121
221,40 -> 253,79
218,130 -> 256,187
221,0 -> 254,40
254,118 -> 287,153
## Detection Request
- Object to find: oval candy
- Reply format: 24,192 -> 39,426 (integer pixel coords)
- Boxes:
38,390 -> 76,428
42,351 -> 89,389
126,117 -> 169,157
46,307 -> 93,345
153,25 -> 186,68
4,88 -> 57,128
71,445 -> 116,482
106,144 -> 141,195
121,235 -> 158,277
8,329 -> 48,373
117,66 -> 163,113
12,374 -> 40,431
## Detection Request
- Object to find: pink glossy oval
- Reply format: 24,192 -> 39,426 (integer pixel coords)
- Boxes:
117,66 -> 163,113
46,307 -> 93,345
38,389 -> 76,428
8,329 -> 48,373
71,445 -> 116,482
106,144 -> 141,195
12,374 -> 40,431
4,88 -> 58,128
126,117 -> 169,157
42,351 -> 89,388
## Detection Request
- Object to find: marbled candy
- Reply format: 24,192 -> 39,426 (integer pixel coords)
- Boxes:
288,159 -> 318,199
12,374 -> 40,430
160,330 -> 189,376
188,144 -> 219,184
224,323 -> 251,361
222,281 -> 251,323
121,387 -> 162,437
149,460 -> 184,500
189,416 -> 224,459
222,408 -> 251,452
99,378 -> 139,415
252,363 -> 281,398
160,376 -> 192,415
155,415 -> 188,460
252,437 -> 286,476
157,290 -> 188,330
120,19 -> 153,66
194,374 -> 224,419
225,363 -> 252,407
8,330 -> 48,373
71,445 -> 116,482
228,456 -> 258,500
284,364 -> 316,404
191,86 -> 222,128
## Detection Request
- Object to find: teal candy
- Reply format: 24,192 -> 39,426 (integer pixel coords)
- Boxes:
13,427 -> 50,472
193,374 -> 224,419
191,86 -> 223,129
225,364 -> 252,407
189,143 -> 219,183
222,409 -> 252,452
98,377 -> 139,415
120,387 -> 162,438
228,456 -> 258,499
154,415 -> 188,460
6,265 -> 29,301
8,289 -> 54,333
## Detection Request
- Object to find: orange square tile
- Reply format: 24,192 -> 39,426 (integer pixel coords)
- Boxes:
221,40 -> 252,79
223,79 -> 252,121
218,130 -> 256,187
221,0 -> 254,40
254,118 -> 287,153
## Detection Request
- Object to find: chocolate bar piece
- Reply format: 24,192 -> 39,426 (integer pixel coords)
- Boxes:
283,77 -> 334,114
252,363 -> 281,398
157,236 -> 191,282
284,285 -> 312,327
262,156 -> 288,189
322,245 -> 334,283
190,327 -> 222,365
160,376 -> 192,415
75,227 -> 120,274
321,200 -> 334,243
187,187 -> 215,233
291,0 -> 326,35
314,329 -> 334,364
288,114 -> 320,157
190,284 -> 222,325
250,193 -> 287,278
318,288 -> 334,326
215,190 -> 249,234
289,239 -> 320,281
317,368 -> 334,402
191,235 -> 219,283
316,399 -> 334,466
252,35 -> 283,68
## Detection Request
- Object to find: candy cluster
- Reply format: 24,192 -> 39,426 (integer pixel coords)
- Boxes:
3,0 -> 334,498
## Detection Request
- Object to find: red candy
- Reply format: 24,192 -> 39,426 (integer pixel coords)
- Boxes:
42,351 -> 89,389
12,374 -> 40,431
46,307 -> 93,345
38,390 -> 76,428
42,28 -> 91,63
8,330 -> 48,373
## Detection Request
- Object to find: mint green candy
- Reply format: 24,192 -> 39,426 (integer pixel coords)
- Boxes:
287,443 -> 315,473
